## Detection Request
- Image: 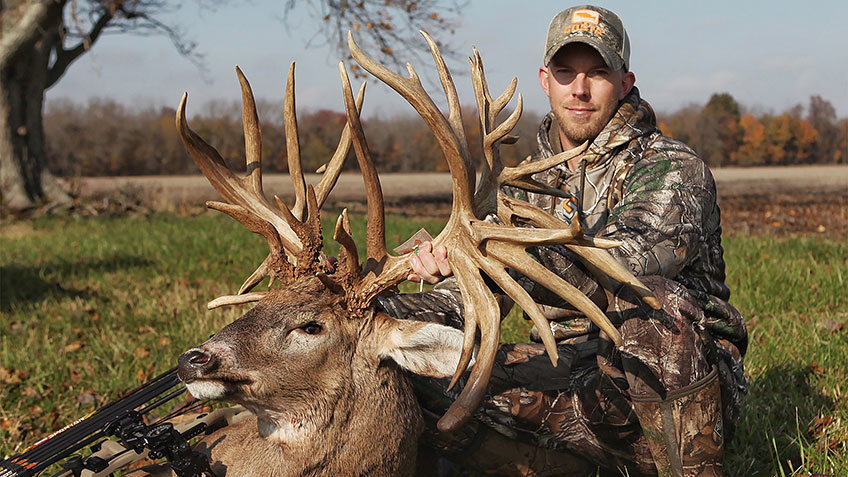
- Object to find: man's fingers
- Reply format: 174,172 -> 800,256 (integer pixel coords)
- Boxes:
411,255 -> 441,284
420,250 -> 441,277
416,241 -> 433,254
407,241 -> 451,285
434,245 -> 452,277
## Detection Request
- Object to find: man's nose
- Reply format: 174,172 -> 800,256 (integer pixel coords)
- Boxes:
572,74 -> 589,98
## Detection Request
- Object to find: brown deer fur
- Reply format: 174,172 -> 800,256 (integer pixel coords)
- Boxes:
166,277 -> 466,476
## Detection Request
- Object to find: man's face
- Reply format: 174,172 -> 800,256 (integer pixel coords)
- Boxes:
539,43 -> 635,150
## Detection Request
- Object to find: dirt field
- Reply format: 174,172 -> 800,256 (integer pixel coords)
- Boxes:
68,165 -> 847,239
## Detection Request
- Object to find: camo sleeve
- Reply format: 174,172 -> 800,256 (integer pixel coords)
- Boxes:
601,143 -> 718,280
505,137 -> 723,313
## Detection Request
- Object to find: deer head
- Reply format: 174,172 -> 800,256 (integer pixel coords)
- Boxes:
174,65 -> 470,465
175,31 -> 660,458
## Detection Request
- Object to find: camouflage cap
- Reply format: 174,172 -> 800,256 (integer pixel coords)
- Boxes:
543,5 -> 630,70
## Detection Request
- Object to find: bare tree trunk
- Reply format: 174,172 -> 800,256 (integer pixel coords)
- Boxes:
1,1 -> 71,213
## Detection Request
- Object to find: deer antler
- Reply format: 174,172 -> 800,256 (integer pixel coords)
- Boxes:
179,38 -> 659,434
346,31 -> 660,432
176,64 -> 365,309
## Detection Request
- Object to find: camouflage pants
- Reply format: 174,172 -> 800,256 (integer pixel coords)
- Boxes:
379,276 -> 745,476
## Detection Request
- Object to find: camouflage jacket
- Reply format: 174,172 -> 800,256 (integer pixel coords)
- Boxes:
512,87 -> 746,353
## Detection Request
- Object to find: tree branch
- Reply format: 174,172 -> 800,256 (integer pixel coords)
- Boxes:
46,6 -> 114,89
284,0 -> 467,77
0,0 -> 62,71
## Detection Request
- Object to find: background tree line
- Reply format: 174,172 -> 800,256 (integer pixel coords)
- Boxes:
658,93 -> 846,167
43,91 -> 845,177
43,98 -> 543,176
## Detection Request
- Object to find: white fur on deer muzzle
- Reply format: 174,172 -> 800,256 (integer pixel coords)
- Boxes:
185,380 -> 228,400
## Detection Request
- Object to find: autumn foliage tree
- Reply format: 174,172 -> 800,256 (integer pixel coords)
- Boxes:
736,114 -> 767,166
659,93 -> 844,167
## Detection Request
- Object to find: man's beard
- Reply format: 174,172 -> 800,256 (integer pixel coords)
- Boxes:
551,101 -> 617,148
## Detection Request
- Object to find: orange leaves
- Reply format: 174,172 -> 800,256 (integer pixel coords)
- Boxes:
737,113 -> 767,166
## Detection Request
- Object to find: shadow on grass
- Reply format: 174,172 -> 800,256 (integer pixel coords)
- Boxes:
727,363 -> 833,476
0,256 -> 153,312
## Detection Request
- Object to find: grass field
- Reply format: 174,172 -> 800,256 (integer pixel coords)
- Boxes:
1,211 -> 846,475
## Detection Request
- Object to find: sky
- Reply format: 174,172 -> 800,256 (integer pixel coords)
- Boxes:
47,0 -> 848,120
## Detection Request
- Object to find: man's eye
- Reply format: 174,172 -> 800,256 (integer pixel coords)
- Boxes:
301,323 -> 323,335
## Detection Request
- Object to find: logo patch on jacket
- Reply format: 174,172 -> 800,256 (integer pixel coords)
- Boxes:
555,193 -> 579,223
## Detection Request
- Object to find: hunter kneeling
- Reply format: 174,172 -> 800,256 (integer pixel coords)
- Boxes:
380,5 -> 747,476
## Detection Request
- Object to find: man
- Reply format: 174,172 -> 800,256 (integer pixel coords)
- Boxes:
379,5 -> 747,476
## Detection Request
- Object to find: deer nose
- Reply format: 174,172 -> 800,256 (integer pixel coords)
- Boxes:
178,349 -> 216,371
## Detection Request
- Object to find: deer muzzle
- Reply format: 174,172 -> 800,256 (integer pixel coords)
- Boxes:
177,348 -> 218,382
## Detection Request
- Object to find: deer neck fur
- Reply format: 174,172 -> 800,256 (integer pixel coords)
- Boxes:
204,337 -> 423,476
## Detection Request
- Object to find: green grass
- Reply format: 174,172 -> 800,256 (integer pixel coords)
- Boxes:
1,214 -> 846,475
722,235 -> 848,475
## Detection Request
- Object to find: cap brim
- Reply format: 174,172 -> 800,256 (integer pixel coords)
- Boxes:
544,37 -> 624,71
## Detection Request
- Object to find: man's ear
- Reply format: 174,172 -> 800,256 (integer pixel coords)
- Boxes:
373,314 -> 473,378
539,66 -> 552,98
620,71 -> 636,99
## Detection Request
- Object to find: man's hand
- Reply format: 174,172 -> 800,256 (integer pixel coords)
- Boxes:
408,241 -> 452,284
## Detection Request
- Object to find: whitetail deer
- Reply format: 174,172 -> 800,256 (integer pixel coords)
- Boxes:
164,32 -> 660,476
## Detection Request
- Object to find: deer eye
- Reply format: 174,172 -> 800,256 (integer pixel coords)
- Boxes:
300,322 -> 323,335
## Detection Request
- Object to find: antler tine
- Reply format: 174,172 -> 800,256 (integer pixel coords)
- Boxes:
470,47 -> 521,155
205,200 -> 291,295
565,244 -> 662,310
486,240 -> 623,347
474,252 -> 560,366
348,31 -> 475,215
235,67 -> 263,197
501,144 -> 586,186
177,90 -> 302,256
314,82 -> 366,209
284,63 -> 309,221
338,62 -> 389,263
421,32 -> 470,176
333,208 -> 361,281
498,194 -> 660,309
207,292 -> 268,310
179,67 -> 346,310
468,48 -> 530,218
438,254 -> 500,431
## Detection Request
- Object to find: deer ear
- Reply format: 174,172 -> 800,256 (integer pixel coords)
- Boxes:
375,315 -> 472,378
